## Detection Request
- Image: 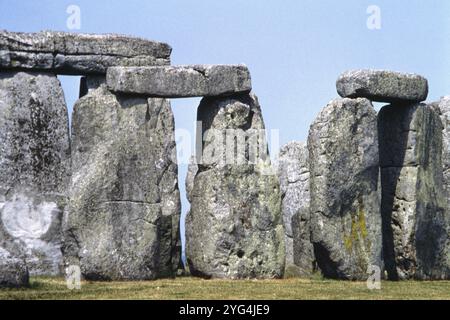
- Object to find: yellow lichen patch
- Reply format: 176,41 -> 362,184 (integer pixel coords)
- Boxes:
343,197 -> 369,253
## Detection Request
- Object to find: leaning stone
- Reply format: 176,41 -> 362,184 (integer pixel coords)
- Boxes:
0,71 -> 70,276
337,69 -> 428,103
308,97 -> 382,280
277,141 -> 315,276
185,93 -> 285,279
63,84 -> 181,280
0,247 -> 29,288
379,103 -> 449,280
0,30 -> 171,74
106,65 -> 252,98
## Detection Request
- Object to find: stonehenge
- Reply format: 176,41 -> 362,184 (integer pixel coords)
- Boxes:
106,65 -> 252,98
308,98 -> 382,280
277,142 -> 315,276
337,70 -> 428,103
0,30 -> 171,74
185,94 -> 285,279
0,71 -> 70,275
0,29 -> 449,285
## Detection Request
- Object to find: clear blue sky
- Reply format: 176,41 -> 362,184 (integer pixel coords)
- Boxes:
2,0 -> 449,253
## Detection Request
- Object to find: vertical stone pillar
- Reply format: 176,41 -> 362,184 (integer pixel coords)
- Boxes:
63,83 -> 181,280
379,102 -> 449,280
0,71 -> 70,275
308,97 -> 382,280
278,141 -> 315,276
185,93 -> 285,279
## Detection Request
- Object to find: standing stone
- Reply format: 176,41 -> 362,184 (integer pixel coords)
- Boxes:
0,71 -> 70,275
277,141 -> 315,276
0,247 -> 29,288
379,103 -> 449,280
63,84 -> 181,280
185,93 -> 285,279
308,98 -> 382,280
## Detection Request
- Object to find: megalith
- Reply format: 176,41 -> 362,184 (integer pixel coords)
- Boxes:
63,84 -> 181,280
0,71 -> 70,275
185,93 -> 285,279
277,141 -> 315,276
0,247 -> 29,288
379,102 -> 449,280
308,97 -> 382,280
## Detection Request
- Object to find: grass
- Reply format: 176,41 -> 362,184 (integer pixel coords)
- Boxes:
1,276 -> 450,300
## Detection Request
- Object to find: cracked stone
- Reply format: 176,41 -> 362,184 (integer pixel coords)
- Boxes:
308,97 -> 382,280
379,102 -> 449,280
106,65 -> 252,98
62,84 -> 181,280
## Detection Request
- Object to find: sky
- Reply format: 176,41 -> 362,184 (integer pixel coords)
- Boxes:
1,0 -> 449,253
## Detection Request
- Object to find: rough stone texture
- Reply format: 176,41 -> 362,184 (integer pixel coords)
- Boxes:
63,84 -> 181,280
277,141 -> 315,276
185,156 -> 198,203
79,76 -> 106,98
379,103 -> 450,280
106,65 -> 252,98
185,93 -> 285,279
0,71 -> 70,276
0,30 -> 171,75
308,97 -> 382,280
337,70 -> 428,103
0,247 -> 29,288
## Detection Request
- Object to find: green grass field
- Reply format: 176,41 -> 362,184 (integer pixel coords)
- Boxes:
1,276 -> 449,300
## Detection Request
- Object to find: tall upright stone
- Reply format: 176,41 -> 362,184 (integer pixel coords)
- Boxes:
379,102 -> 449,280
185,93 -> 285,279
308,98 -> 382,280
277,141 -> 315,276
0,71 -> 70,275
63,84 -> 181,280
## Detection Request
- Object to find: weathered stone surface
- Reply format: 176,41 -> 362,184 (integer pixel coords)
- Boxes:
79,76 -> 106,98
277,141 -> 315,276
106,65 -> 252,98
379,103 -> 449,280
0,71 -> 70,275
0,247 -> 29,288
185,156 -> 198,203
62,84 -> 181,280
185,93 -> 285,279
308,98 -> 382,280
337,70 -> 428,103
0,30 -> 171,74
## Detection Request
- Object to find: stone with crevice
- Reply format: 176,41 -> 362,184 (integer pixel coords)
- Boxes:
63,84 -> 181,280
277,141 -> 316,276
308,97 -> 382,280
185,93 -> 284,279
0,30 -> 171,74
378,102 -> 449,280
106,65 -> 252,98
